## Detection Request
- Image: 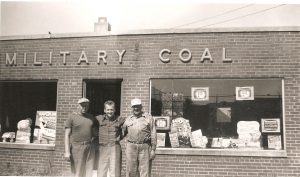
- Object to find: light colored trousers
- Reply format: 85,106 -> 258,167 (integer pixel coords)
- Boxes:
98,143 -> 122,177
71,142 -> 95,177
126,142 -> 151,177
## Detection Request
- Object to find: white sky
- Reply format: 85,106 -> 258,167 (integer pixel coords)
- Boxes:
1,0 -> 300,36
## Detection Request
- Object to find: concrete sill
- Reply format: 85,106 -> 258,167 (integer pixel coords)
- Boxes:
156,148 -> 287,157
0,142 -> 55,150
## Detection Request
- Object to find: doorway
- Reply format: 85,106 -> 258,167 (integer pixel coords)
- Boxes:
83,79 -> 122,117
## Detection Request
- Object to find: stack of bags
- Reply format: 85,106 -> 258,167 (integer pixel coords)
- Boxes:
15,118 -> 32,144
190,129 -> 208,148
237,121 -> 262,149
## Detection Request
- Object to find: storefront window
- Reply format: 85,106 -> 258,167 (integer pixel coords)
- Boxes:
0,81 -> 57,145
151,79 -> 284,151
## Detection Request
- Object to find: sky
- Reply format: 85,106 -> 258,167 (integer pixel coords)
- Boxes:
1,0 -> 300,36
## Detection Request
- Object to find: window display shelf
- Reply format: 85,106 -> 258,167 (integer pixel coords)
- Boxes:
156,147 -> 287,157
0,142 -> 55,150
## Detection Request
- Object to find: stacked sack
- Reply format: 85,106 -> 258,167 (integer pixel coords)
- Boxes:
237,121 -> 262,149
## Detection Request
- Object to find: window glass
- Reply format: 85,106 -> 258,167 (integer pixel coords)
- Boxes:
151,79 -> 283,150
0,81 -> 57,144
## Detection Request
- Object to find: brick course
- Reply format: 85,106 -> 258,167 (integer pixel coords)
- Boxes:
0,30 -> 300,176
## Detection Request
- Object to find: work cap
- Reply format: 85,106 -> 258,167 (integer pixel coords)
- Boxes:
78,98 -> 90,104
131,98 -> 142,107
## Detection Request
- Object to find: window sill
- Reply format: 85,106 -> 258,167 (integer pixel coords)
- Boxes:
156,147 -> 287,157
0,142 -> 55,150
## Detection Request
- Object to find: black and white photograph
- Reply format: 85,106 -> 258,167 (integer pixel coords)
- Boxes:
0,0 -> 300,176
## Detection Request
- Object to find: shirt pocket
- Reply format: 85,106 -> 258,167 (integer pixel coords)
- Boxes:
127,122 -> 134,127
140,121 -> 150,131
107,125 -> 119,132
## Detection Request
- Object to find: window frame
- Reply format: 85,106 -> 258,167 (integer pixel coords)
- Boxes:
150,78 -> 287,157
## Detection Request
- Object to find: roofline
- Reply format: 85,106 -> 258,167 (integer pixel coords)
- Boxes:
1,26 -> 300,41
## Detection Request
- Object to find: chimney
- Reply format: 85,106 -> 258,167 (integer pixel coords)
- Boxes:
94,17 -> 111,34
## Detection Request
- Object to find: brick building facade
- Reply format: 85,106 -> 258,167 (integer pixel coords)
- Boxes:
0,27 -> 300,176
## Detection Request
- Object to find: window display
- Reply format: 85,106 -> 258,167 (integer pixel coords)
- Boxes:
0,81 -> 57,145
151,78 -> 284,150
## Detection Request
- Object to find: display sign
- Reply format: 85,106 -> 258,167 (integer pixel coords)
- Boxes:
153,116 -> 171,131
5,48 -> 233,67
169,133 -> 179,148
34,111 -> 57,144
261,118 -> 280,133
236,86 -> 254,100
268,135 -> 282,150
170,117 -> 192,148
191,87 -> 209,101
156,133 -> 166,147
190,129 -> 208,148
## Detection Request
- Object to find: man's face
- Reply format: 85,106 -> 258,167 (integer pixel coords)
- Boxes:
132,105 -> 142,116
104,104 -> 115,119
79,102 -> 89,114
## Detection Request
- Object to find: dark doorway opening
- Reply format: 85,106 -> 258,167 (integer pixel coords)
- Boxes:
83,79 -> 122,117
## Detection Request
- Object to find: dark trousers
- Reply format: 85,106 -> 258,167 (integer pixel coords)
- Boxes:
71,142 -> 95,177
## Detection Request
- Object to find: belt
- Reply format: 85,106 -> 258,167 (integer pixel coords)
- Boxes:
72,140 -> 92,145
99,142 -> 120,146
128,140 -> 146,144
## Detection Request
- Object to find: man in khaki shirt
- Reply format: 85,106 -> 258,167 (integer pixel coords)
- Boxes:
123,98 -> 157,177
96,100 -> 125,177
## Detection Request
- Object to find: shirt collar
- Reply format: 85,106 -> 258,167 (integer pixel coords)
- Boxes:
104,114 -> 116,121
131,112 -> 146,119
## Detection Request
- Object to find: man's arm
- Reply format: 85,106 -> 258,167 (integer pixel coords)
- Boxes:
122,118 -> 128,138
150,116 -> 157,160
64,128 -> 71,161
119,116 -> 126,140
92,116 -> 100,139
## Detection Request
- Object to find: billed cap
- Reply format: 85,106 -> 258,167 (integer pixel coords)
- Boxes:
131,98 -> 142,107
78,98 -> 90,104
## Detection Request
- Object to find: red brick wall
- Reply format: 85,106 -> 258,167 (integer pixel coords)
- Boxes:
0,31 -> 300,176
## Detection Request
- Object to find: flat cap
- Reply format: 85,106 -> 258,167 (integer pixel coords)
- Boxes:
131,98 -> 142,107
77,98 -> 90,104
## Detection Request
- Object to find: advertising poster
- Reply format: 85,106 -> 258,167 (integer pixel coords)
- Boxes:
191,87 -> 209,101
261,118 -> 280,133
34,111 -> 57,144
153,116 -> 171,131
268,135 -> 282,150
157,133 -> 166,147
169,133 -> 179,148
236,86 -> 254,100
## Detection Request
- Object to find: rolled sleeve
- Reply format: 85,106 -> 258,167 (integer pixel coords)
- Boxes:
64,115 -> 73,128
